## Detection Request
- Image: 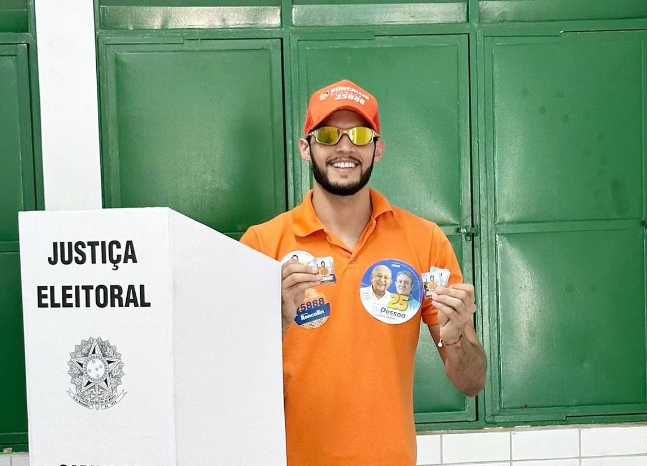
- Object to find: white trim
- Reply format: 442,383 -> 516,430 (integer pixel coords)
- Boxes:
35,0 -> 102,210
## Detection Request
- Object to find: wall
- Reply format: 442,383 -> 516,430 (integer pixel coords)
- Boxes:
2,424 -> 647,465
2,0 -> 647,458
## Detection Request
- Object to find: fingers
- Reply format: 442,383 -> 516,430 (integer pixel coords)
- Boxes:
282,272 -> 322,290
281,259 -> 321,290
441,283 -> 475,301
432,284 -> 476,330
281,259 -> 319,280
287,279 -> 321,297
436,309 -> 450,326
433,299 -> 457,318
430,291 -> 464,313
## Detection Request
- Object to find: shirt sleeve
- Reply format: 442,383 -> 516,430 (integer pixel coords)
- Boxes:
239,227 -> 261,251
421,224 -> 464,326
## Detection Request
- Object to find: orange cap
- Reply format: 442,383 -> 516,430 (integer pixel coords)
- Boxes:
303,79 -> 380,135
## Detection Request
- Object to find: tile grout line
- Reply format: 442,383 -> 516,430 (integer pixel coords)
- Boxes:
440,433 -> 444,466
578,427 -> 582,465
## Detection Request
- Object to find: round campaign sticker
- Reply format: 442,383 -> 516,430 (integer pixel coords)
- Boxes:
359,259 -> 422,324
295,289 -> 330,329
280,250 -> 315,266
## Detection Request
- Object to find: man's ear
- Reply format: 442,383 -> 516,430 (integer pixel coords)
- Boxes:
373,139 -> 385,163
299,138 -> 312,162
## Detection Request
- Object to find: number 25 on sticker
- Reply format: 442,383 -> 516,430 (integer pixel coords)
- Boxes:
387,294 -> 409,311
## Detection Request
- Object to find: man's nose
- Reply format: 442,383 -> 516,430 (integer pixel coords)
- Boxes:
335,133 -> 354,152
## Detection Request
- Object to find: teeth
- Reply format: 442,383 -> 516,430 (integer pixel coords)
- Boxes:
332,161 -> 357,168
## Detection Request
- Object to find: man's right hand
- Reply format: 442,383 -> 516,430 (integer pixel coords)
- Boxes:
281,259 -> 322,332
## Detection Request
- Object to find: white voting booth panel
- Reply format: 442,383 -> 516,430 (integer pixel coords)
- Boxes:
19,208 -> 286,466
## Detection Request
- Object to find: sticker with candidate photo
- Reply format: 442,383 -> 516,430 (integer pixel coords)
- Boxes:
280,250 -> 315,266
422,267 -> 451,298
310,256 -> 336,285
359,259 -> 422,325
295,289 -> 330,329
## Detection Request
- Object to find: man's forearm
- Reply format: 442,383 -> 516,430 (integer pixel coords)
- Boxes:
444,333 -> 487,397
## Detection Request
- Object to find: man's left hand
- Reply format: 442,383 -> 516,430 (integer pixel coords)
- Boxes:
431,284 -> 476,343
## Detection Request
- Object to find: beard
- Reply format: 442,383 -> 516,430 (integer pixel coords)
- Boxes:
310,147 -> 375,197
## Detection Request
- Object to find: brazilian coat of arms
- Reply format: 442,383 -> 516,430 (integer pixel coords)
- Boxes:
67,337 -> 126,410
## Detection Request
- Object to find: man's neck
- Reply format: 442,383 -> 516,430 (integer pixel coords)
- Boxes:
311,184 -> 372,250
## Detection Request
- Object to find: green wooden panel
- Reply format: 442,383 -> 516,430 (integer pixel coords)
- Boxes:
101,40 -> 286,236
0,0 -> 28,33
0,44 -> 33,446
0,253 -> 28,443
99,6 -> 281,29
414,235 -> 474,423
480,0 -> 647,22
483,31 -> 647,422
298,36 -> 470,228
296,0 -> 462,3
297,37 -> 474,421
494,229 -> 646,418
490,33 -> 644,224
292,1 -> 467,26
101,0 -> 280,5
0,44 -> 35,243
91,9 -> 647,433
98,0 -> 281,29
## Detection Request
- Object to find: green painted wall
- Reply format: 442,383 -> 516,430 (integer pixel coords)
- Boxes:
0,0 -> 40,449
93,0 -> 647,432
1,0 -> 647,451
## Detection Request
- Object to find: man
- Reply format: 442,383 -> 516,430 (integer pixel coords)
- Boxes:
359,264 -> 393,308
240,79 -> 486,466
395,270 -> 421,313
318,260 -> 330,276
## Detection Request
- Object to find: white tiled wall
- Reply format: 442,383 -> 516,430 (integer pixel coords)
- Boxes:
415,424 -> 647,465
0,454 -> 25,466
512,428 -> 580,460
444,431 -> 510,463
2,424 -> 646,465
8,456 -> 28,466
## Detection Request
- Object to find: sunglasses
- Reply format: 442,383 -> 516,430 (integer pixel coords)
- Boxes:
308,126 -> 379,146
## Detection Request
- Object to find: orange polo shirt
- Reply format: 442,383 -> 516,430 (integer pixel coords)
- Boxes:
240,189 -> 462,466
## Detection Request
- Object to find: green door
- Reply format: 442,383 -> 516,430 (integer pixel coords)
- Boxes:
0,0 -> 28,33
94,1 -> 647,431
479,0 -> 647,22
296,35 -> 475,423
0,43 -> 34,445
483,31 -> 647,422
99,38 -> 287,238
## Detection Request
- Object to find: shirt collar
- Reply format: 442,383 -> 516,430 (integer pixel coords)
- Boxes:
292,188 -> 394,237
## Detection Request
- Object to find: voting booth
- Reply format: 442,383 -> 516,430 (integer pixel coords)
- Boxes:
19,208 -> 286,466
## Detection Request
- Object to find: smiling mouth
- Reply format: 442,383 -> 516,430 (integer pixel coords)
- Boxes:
329,159 -> 359,169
